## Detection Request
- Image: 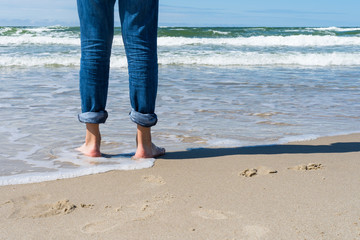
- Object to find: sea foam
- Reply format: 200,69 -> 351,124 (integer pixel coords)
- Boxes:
2,35 -> 360,47
2,52 -> 360,67
0,157 -> 155,186
157,35 -> 360,47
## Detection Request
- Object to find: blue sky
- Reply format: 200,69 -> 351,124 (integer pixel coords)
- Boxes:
0,0 -> 359,27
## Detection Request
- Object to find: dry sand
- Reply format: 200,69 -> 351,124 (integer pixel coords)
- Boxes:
0,133 -> 360,240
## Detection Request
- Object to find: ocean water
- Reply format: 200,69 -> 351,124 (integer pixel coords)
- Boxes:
1,26 -> 360,185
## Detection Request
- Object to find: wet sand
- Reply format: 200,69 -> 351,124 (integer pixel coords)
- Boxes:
0,133 -> 360,239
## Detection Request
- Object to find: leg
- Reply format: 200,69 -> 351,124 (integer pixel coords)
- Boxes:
119,0 -> 164,158
119,0 -> 159,126
76,0 -> 116,156
76,123 -> 101,157
135,125 -> 165,159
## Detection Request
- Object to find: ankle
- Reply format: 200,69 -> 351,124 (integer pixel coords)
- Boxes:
79,123 -> 102,157
83,140 -> 100,149
136,125 -> 152,146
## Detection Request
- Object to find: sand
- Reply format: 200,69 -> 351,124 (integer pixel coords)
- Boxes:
0,133 -> 360,239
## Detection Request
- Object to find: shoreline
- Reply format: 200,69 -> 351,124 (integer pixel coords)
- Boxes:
1,133 -> 360,239
2,131 -> 360,187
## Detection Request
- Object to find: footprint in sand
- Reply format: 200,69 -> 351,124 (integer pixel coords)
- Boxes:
191,207 -> 234,220
242,225 -> 270,240
34,200 -> 77,218
124,192 -> 175,221
81,220 -> 121,234
9,194 -> 77,219
8,193 -> 50,218
80,201 -> 158,234
0,200 -> 11,207
0,200 -> 12,217
142,175 -> 166,185
288,163 -> 323,171
81,193 -> 175,234
239,167 -> 277,178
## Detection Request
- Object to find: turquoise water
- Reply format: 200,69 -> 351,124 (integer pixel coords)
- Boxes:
1,26 -> 360,185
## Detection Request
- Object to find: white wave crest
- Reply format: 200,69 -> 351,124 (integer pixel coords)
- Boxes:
159,52 -> 360,67
25,26 -> 66,33
309,27 -> 360,32
0,35 -> 80,45
0,55 -> 80,67
157,35 -> 360,47
0,27 -> 13,34
0,55 -> 128,68
2,52 -> 360,68
209,30 -> 230,35
2,35 -> 360,47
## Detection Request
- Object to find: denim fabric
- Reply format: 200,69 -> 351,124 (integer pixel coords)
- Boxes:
129,109 -> 157,127
77,0 -> 159,127
78,111 -> 108,124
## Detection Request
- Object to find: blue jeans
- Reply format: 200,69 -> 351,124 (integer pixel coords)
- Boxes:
77,0 -> 159,127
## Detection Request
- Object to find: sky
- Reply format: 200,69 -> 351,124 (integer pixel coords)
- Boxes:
0,0 -> 359,27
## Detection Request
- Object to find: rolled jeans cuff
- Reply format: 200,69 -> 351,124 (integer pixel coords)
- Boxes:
129,109 -> 157,127
78,110 -> 108,124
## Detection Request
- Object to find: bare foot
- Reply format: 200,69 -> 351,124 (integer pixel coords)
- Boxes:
134,143 -> 165,159
76,143 -> 101,157
133,125 -> 165,159
76,123 -> 102,157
